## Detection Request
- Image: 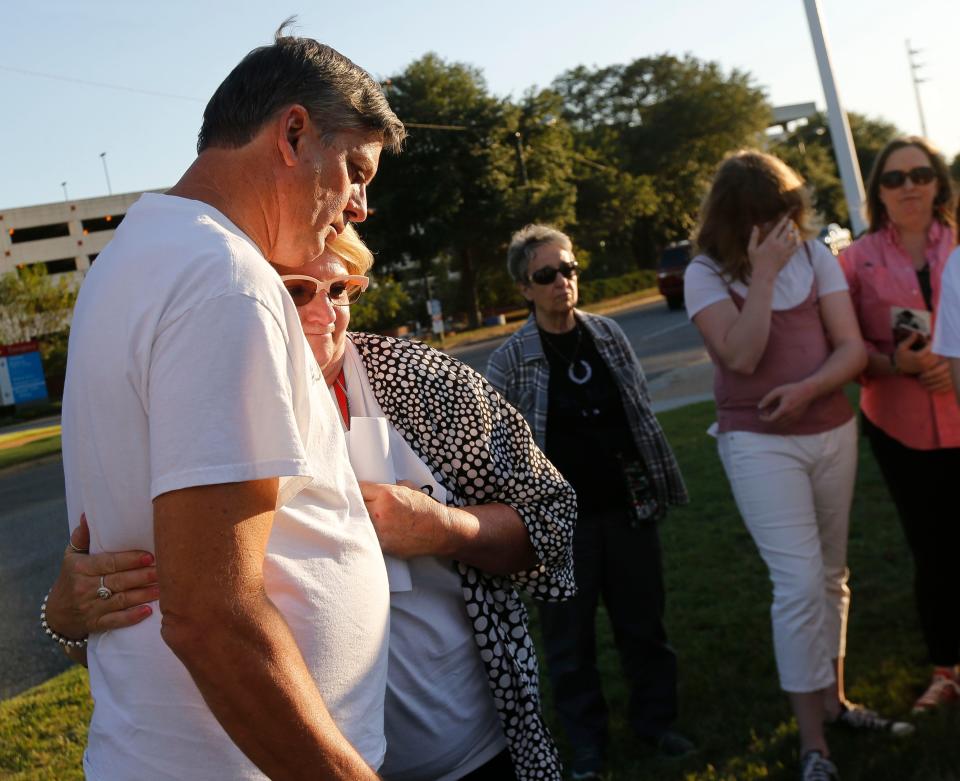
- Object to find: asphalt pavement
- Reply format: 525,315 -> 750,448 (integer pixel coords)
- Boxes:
0,295 -> 712,701
0,455 -> 73,699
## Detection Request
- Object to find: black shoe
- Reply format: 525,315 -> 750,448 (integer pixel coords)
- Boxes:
569,745 -> 604,780
829,702 -> 914,737
648,729 -> 696,758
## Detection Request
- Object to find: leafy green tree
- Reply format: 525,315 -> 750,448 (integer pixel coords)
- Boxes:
349,275 -> 412,332
0,264 -> 78,394
362,54 -> 576,327
0,264 -> 77,344
554,55 -> 771,265
772,111 -> 901,225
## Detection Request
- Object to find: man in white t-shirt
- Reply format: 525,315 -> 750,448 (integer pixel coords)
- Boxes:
59,25 -> 405,781
933,247 -> 960,405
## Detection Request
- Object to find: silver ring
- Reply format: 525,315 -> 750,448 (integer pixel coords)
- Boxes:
69,541 -> 88,554
96,576 -> 113,601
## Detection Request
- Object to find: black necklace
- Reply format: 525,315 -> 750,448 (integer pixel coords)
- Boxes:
540,323 -> 593,385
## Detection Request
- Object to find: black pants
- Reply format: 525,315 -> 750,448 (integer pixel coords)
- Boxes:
456,749 -> 515,780
538,502 -> 678,753
862,414 -> 960,666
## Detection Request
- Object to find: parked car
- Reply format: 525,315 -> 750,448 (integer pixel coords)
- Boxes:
657,241 -> 692,310
818,223 -> 852,256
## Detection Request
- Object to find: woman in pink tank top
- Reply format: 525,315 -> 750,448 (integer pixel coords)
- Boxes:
686,151 -> 909,781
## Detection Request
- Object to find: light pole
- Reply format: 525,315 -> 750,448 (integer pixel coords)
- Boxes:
100,152 -> 113,195
802,0 -> 867,235
61,181 -> 69,202
905,40 -> 928,138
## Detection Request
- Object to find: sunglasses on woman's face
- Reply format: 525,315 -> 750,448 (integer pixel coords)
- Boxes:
879,166 -> 936,189
528,261 -> 579,286
280,274 -> 369,307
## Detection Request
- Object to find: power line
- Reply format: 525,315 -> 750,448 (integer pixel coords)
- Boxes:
0,64 -> 204,103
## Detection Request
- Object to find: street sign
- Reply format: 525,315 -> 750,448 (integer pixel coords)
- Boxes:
0,341 -> 48,405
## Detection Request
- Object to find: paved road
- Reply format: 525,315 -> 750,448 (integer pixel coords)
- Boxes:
0,297 -> 708,701
0,455 -> 72,699
451,298 -> 706,381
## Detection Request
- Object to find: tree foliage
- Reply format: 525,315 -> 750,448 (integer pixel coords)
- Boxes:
349,275 -> 412,332
0,265 -> 77,345
361,54 -> 576,327
772,112 -> 901,226
553,55 -> 771,266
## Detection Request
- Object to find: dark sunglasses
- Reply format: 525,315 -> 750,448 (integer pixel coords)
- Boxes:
280,274 -> 369,307
878,166 -> 936,189
528,261 -> 579,286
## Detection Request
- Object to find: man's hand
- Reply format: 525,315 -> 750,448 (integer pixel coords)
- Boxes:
359,481 -> 453,559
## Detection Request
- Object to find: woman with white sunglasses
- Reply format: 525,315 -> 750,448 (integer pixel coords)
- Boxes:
44,224 -> 576,781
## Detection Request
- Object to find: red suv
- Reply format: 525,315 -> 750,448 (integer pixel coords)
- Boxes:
657,241 -> 692,310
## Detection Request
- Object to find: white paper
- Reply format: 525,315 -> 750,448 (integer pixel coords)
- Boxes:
346,416 -> 412,592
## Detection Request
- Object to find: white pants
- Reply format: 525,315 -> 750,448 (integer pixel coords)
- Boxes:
717,417 -> 857,693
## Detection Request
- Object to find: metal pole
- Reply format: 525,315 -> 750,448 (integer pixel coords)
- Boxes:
61,181 -> 69,202
100,152 -> 113,195
906,40 -> 928,138
802,0 -> 867,235
513,131 -> 529,187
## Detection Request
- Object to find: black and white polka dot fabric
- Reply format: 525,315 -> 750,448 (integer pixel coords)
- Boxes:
351,333 -> 577,781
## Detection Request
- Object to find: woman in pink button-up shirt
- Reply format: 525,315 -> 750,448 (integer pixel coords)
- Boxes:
840,136 -> 960,715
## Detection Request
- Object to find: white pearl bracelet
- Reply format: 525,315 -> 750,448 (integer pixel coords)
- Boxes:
40,589 -> 88,650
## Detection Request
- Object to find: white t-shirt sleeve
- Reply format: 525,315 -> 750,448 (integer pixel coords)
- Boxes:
148,292 -> 311,499
933,247 -> 960,357
809,240 -> 849,297
684,257 -> 731,320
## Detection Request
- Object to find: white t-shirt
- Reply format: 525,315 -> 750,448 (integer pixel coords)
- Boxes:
62,194 -> 389,780
933,247 -> 960,357
340,342 -> 505,781
684,240 -> 848,320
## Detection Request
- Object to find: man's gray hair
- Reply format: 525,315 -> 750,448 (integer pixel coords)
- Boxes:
506,224 -> 573,282
197,18 -> 405,153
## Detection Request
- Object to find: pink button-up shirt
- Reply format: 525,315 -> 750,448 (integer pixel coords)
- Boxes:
840,220 -> 960,450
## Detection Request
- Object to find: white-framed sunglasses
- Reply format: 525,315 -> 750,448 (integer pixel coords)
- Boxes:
280,274 -> 370,307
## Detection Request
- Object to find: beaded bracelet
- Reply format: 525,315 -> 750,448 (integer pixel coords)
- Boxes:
40,589 -> 88,650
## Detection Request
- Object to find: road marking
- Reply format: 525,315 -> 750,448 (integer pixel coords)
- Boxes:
635,320 -> 692,342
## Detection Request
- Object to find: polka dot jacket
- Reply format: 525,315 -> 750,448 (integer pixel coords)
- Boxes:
350,332 -> 577,781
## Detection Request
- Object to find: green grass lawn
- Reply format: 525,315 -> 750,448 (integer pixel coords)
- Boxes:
2,397 -> 957,780
0,433 -> 62,472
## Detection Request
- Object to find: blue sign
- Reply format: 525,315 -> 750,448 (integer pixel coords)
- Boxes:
0,346 -> 48,404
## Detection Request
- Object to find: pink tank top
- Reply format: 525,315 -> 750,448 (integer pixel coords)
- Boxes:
704,252 -> 854,436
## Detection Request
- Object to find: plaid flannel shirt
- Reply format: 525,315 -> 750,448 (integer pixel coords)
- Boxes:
486,310 -> 688,509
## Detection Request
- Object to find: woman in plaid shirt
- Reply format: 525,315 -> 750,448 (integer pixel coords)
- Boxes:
487,224 -> 690,781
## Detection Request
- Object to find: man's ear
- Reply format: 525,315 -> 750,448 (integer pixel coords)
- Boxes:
277,104 -> 311,166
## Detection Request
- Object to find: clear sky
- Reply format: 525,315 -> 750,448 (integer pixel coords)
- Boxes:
2,0 -> 956,209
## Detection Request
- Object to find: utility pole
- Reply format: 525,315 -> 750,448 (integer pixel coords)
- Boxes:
100,152 -> 113,195
802,0 -> 867,236
905,40 -> 928,138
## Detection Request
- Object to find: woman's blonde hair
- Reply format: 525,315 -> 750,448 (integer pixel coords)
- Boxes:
694,150 -> 816,284
327,222 -> 374,275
